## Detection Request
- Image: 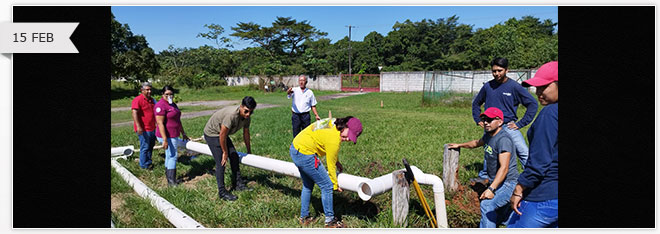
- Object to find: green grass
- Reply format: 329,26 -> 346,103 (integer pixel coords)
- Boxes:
111,105 -> 220,124
111,90 -> 537,228
111,167 -> 173,228
111,80 -> 340,108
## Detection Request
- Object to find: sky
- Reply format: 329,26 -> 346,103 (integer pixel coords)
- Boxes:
112,6 -> 558,53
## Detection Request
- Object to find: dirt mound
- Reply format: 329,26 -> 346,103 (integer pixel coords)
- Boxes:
364,161 -> 385,175
448,184 -> 481,214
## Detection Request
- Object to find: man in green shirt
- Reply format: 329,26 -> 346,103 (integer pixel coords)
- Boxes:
203,96 -> 256,201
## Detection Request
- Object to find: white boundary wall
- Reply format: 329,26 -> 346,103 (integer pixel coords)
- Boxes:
380,70 -> 537,93
225,70 -> 538,93
226,75 -> 341,91
379,71 -> 425,92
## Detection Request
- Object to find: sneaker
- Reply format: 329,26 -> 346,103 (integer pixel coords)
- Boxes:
232,182 -> 253,192
324,217 -> 346,228
218,189 -> 238,201
298,216 -> 317,226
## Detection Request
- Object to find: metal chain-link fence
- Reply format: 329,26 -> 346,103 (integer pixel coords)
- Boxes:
422,70 -> 532,105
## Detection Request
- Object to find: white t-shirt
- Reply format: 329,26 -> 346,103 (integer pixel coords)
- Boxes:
288,87 -> 317,113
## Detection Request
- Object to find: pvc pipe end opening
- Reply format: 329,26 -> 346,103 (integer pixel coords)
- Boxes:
357,182 -> 372,201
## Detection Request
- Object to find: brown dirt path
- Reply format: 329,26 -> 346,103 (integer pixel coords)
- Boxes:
111,92 -> 366,128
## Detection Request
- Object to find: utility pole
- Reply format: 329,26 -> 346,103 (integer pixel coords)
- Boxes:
345,25 -> 357,75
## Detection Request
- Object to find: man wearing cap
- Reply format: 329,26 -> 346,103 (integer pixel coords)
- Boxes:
287,75 -> 321,138
472,58 -> 538,182
507,61 -> 558,228
131,82 -> 157,170
449,107 -> 519,228
203,96 -> 257,201
289,116 -> 363,228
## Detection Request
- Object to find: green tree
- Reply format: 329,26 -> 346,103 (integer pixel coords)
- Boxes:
156,45 -> 233,89
111,13 -> 159,83
380,16 -> 475,71
230,17 -> 328,64
197,23 -> 233,48
465,16 -> 558,69
351,31 -> 385,74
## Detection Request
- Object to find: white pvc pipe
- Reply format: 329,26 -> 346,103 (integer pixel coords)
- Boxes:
185,141 -> 213,155
111,159 -> 205,228
111,145 -> 134,156
357,166 -> 448,228
240,153 -> 301,178
185,141 -> 368,194
410,166 -> 448,228
357,172 -> 394,201
337,173 -> 371,199
184,141 -> 448,227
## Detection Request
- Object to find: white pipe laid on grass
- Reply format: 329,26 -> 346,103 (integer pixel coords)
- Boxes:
186,141 -> 371,194
111,145 -> 134,157
185,141 -> 447,228
111,158 -> 205,228
356,172 -> 394,201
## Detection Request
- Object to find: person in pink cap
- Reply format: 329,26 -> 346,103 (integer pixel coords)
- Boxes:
449,107 -> 519,228
507,61 -> 558,228
289,116 -> 363,228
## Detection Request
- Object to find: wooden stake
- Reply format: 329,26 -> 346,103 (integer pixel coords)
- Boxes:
392,170 -> 409,227
442,144 -> 460,192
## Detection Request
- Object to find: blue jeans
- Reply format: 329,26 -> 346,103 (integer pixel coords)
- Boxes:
503,123 -> 529,168
157,137 -> 187,170
507,199 -> 558,228
137,131 -> 156,169
479,124 -> 529,179
289,145 -> 334,223
292,112 -> 311,138
479,180 -> 516,228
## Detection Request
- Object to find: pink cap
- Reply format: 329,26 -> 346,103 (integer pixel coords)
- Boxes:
480,107 -> 503,120
347,118 -> 363,144
523,61 -> 558,87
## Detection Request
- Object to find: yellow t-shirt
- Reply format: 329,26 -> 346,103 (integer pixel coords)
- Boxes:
292,118 -> 341,190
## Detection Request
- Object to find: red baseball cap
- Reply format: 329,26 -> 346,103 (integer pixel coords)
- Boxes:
523,61 -> 558,87
346,117 -> 363,144
480,107 -> 503,120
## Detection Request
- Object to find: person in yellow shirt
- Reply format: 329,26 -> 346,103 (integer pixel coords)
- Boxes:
289,116 -> 363,228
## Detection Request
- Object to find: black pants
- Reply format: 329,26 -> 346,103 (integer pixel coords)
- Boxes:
204,134 -> 240,192
292,112 -> 311,137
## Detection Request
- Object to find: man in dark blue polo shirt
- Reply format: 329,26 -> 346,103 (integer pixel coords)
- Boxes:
472,58 -> 538,182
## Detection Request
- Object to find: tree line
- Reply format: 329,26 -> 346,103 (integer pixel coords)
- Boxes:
111,13 -> 558,89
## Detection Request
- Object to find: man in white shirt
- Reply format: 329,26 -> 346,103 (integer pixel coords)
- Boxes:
287,75 -> 321,137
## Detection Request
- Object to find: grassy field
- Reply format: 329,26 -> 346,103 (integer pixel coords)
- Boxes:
110,89 -> 536,228
111,80 -> 340,108
112,105 -> 220,124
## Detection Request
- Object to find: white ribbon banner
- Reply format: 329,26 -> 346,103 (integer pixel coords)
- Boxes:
0,22 -> 79,53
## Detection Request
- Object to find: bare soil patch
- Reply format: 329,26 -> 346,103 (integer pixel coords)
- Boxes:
182,173 -> 213,189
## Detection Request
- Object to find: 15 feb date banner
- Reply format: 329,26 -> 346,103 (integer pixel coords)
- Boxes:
0,22 -> 78,53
